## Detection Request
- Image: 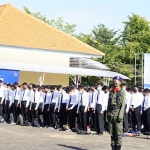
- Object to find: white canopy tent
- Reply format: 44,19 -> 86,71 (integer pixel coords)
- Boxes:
70,57 -> 109,70
0,61 -> 130,85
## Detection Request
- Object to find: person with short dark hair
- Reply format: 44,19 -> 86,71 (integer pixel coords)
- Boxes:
77,85 -> 88,131
30,85 -> 40,125
0,80 -> 5,117
13,82 -> 22,123
66,86 -> 77,130
42,86 -> 51,127
143,89 -> 150,133
142,88 -> 148,131
57,85 -> 67,129
87,84 -> 97,129
20,82 -> 31,123
130,86 -> 143,133
121,85 -> 131,133
4,84 -> 14,123
49,85 -> 59,129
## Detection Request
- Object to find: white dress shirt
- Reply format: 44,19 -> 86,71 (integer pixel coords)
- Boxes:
78,91 -> 89,111
50,91 -> 59,110
30,91 -> 40,109
39,92 -> 44,103
75,89 -> 79,105
125,91 -> 131,112
14,87 -> 22,104
42,92 -> 52,110
144,94 -> 150,111
5,89 -> 14,107
58,90 -> 67,109
103,92 -> 109,111
0,85 -> 5,103
66,93 -> 77,109
130,92 -> 143,111
89,90 -> 98,108
94,90 -> 105,111
21,89 -> 31,107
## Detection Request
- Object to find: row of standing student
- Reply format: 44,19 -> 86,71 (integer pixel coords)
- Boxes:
0,80 -> 150,135
0,81 -> 109,135
122,85 -> 150,134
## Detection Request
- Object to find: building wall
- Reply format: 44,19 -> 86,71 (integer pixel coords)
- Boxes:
20,71 -> 69,86
0,47 -> 69,66
0,47 -> 70,86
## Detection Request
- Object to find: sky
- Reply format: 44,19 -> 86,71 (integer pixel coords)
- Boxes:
1,0 -> 150,34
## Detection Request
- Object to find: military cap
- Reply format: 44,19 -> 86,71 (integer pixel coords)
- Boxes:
113,76 -> 123,82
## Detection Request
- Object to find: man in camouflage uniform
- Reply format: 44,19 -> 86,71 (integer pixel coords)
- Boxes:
106,76 -> 126,150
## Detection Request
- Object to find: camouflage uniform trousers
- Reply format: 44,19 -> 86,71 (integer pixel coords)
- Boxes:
108,116 -> 123,146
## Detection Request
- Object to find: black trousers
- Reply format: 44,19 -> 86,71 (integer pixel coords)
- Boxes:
31,103 -> 38,123
5,100 -> 10,122
28,101 -> 32,122
146,107 -> 150,132
21,101 -> 28,121
59,103 -> 67,128
95,104 -> 104,134
43,104 -> 49,126
142,110 -> 148,131
68,105 -> 76,129
135,105 -> 141,131
3,99 -> 5,117
38,102 -> 43,117
131,109 -> 136,131
50,103 -> 56,127
123,104 -> 129,132
74,104 -> 79,128
79,106 -> 87,131
104,110 -> 108,131
0,97 -> 3,116
87,108 -> 95,127
14,100 -> 19,122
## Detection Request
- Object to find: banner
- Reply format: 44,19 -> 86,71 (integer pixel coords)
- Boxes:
144,54 -> 150,88
0,69 -> 20,84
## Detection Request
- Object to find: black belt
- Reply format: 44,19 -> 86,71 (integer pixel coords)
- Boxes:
111,105 -> 121,110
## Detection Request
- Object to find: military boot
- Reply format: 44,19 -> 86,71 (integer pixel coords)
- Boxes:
116,145 -> 121,150
111,145 -> 116,150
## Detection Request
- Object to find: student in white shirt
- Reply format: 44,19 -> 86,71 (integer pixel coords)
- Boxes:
143,89 -> 150,132
102,86 -> 109,132
30,85 -> 40,124
57,85 -> 67,129
0,80 -> 5,116
95,83 -> 105,135
66,86 -> 77,129
38,87 -> 44,117
77,85 -> 89,131
28,83 -> 34,123
121,84 -> 131,133
49,85 -> 59,128
87,84 -> 97,129
42,86 -> 51,127
21,82 -> 31,122
142,88 -> 148,131
130,86 -> 143,133
13,82 -> 22,123
5,84 -> 14,122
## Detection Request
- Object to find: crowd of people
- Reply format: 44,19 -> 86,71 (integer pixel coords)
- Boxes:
0,79 -> 149,136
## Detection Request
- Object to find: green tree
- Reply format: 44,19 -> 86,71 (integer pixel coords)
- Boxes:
121,14 -> 150,85
24,7 -> 77,36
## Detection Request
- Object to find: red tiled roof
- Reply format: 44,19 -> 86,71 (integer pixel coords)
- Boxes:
0,4 -> 105,56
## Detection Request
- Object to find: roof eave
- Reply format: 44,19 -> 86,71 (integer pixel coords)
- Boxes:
0,44 -> 104,58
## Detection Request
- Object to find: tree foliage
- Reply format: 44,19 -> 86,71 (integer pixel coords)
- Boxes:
23,7 -> 150,86
24,7 -> 77,36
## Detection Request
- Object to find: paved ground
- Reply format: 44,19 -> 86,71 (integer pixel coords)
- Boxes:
0,124 -> 150,150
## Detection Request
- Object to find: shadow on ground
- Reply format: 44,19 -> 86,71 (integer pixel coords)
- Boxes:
58,144 -> 87,150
